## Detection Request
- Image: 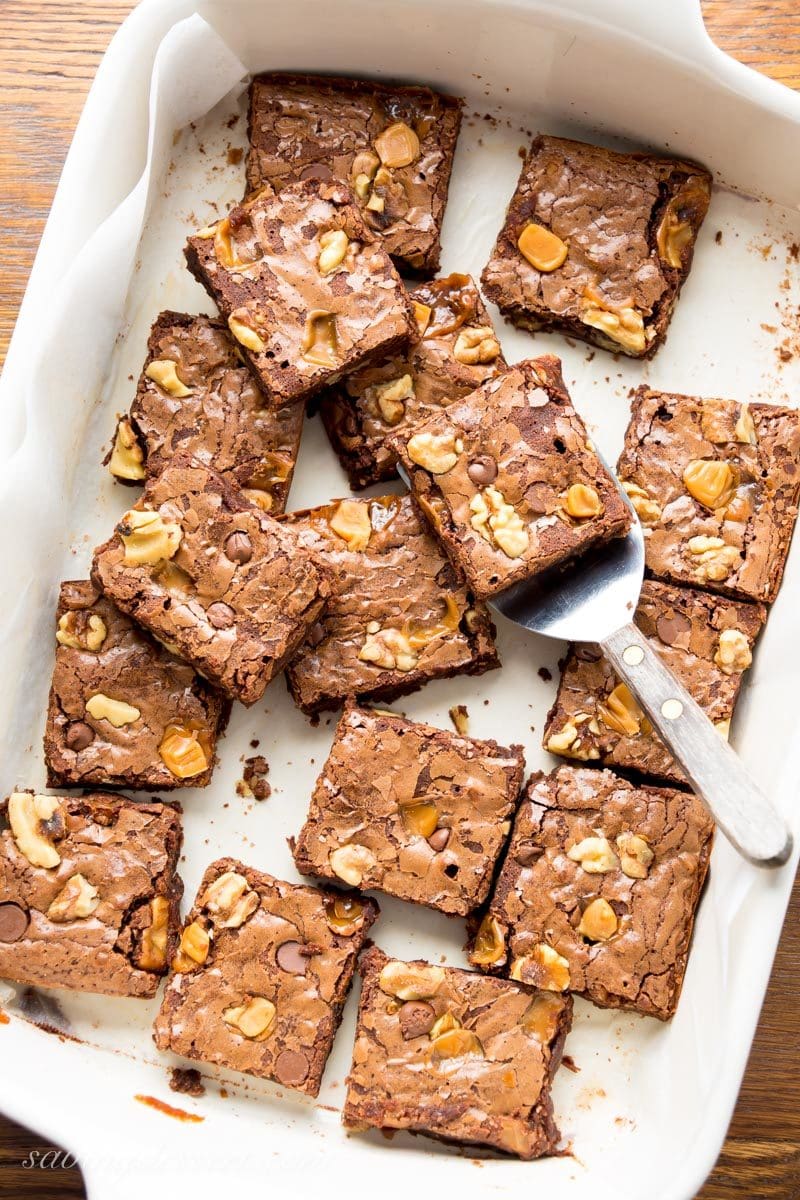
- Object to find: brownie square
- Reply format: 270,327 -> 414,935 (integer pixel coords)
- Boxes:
393,356 -> 632,598
342,946 -> 572,1158
318,273 -> 506,489
185,180 -> 416,408
293,703 -> 525,916
617,387 -> 800,603
92,457 -> 329,707
471,766 -> 714,1020
281,493 -> 499,715
108,312 -> 304,514
44,581 -> 229,791
153,858 -> 379,1096
542,579 -> 766,785
246,73 -> 462,276
0,791 -> 182,997
481,134 -> 711,358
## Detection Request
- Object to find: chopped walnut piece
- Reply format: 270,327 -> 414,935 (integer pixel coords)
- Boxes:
566,834 -> 619,873
223,996 -> 276,1041
597,682 -> 643,738
378,961 -> 445,1000
510,943 -> 570,991
8,793 -> 64,869
714,628 -> 752,675
616,831 -> 654,879
47,873 -> 99,922
470,486 -> 529,558
453,326 -> 500,365
329,499 -> 372,551
358,626 -> 418,672
406,431 -> 461,474
329,843 -> 377,886
202,871 -> 260,928
622,480 -> 662,525
577,897 -> 618,941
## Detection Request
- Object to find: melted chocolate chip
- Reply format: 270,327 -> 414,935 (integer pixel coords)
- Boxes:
0,902 -> 29,943
398,1000 -> 436,1039
274,1048 -> 309,1087
207,602 -> 235,630
299,162 -> 334,182
515,844 -> 543,867
656,612 -> 692,647
307,622 -> 325,647
427,828 -> 450,852
275,940 -> 309,975
467,456 -> 498,486
224,531 -> 252,564
65,721 -> 95,751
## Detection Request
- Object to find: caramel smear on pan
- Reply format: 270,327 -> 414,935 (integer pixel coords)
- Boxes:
134,1094 -> 204,1123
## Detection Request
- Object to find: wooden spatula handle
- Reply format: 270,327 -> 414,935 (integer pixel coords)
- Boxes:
601,622 -> 792,868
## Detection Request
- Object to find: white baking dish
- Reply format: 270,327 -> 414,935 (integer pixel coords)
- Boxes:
1,2 -> 799,1198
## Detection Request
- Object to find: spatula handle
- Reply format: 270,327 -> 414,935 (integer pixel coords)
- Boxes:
600,622 -> 791,868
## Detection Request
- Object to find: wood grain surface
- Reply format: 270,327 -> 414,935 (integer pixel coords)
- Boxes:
0,3 -> 799,1198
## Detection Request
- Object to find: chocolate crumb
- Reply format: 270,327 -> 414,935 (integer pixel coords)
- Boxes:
537,667 -> 552,682
715,230 -> 723,244
240,755 -> 271,801
169,1067 -> 205,1097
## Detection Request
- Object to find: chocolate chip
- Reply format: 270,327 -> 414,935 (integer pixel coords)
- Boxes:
307,622 -> 325,647
299,162 -> 334,182
427,828 -> 450,852
207,602 -> 235,630
274,1049 -> 309,1087
398,1000 -> 436,1039
656,612 -> 692,647
65,721 -> 94,751
0,902 -> 29,943
275,940 -> 309,975
224,531 -> 252,564
515,844 -> 543,867
467,455 -> 498,486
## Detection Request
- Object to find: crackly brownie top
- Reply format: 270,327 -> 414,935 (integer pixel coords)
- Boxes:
247,73 -> 462,273
394,357 -> 631,597
321,274 -> 506,486
92,457 -> 327,706
343,947 -> 571,1158
46,581 -> 225,789
474,766 -> 714,1020
282,493 -> 494,710
186,180 -> 415,405
110,313 -> 304,513
154,858 -> 378,1094
544,579 -> 765,783
482,135 -> 710,354
0,791 -> 182,995
617,388 -> 800,603
293,703 -> 524,915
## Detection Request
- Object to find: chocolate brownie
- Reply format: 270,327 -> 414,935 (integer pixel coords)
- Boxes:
471,766 -> 714,1020
281,493 -> 499,715
246,73 -> 462,275
108,312 -> 304,513
481,134 -> 711,358
185,180 -> 416,408
318,273 -> 506,489
542,579 -> 765,785
617,388 -> 800,603
44,581 -> 229,791
342,946 -> 572,1158
293,703 -> 525,916
0,791 -> 182,997
153,858 -> 378,1096
393,356 -> 632,598
92,457 -> 329,707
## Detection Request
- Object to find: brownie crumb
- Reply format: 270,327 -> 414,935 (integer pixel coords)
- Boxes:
715,230 -> 723,244
448,704 -> 469,735
537,667 -> 553,683
169,1067 -> 205,1097
226,146 -> 243,165
238,755 -> 271,801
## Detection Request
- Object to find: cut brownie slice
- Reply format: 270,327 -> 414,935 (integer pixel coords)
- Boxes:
107,312 -> 304,513
185,180 -> 416,408
0,791 -> 182,997
44,580 -> 229,791
617,387 -> 800,603
247,73 -> 462,276
92,457 -> 329,707
293,703 -> 524,916
470,765 -> 714,1020
281,493 -> 499,715
343,946 -> 572,1158
393,356 -> 631,598
153,858 -> 379,1096
482,134 -> 711,358
318,273 -> 506,489
542,579 -> 765,785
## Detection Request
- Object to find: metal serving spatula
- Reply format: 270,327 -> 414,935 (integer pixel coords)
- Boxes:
491,485 -> 792,869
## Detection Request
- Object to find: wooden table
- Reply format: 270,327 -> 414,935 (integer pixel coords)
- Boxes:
0,3 -> 798,1197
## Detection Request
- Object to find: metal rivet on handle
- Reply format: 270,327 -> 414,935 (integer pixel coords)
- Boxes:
623,645 -> 644,666
661,698 -> 683,720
